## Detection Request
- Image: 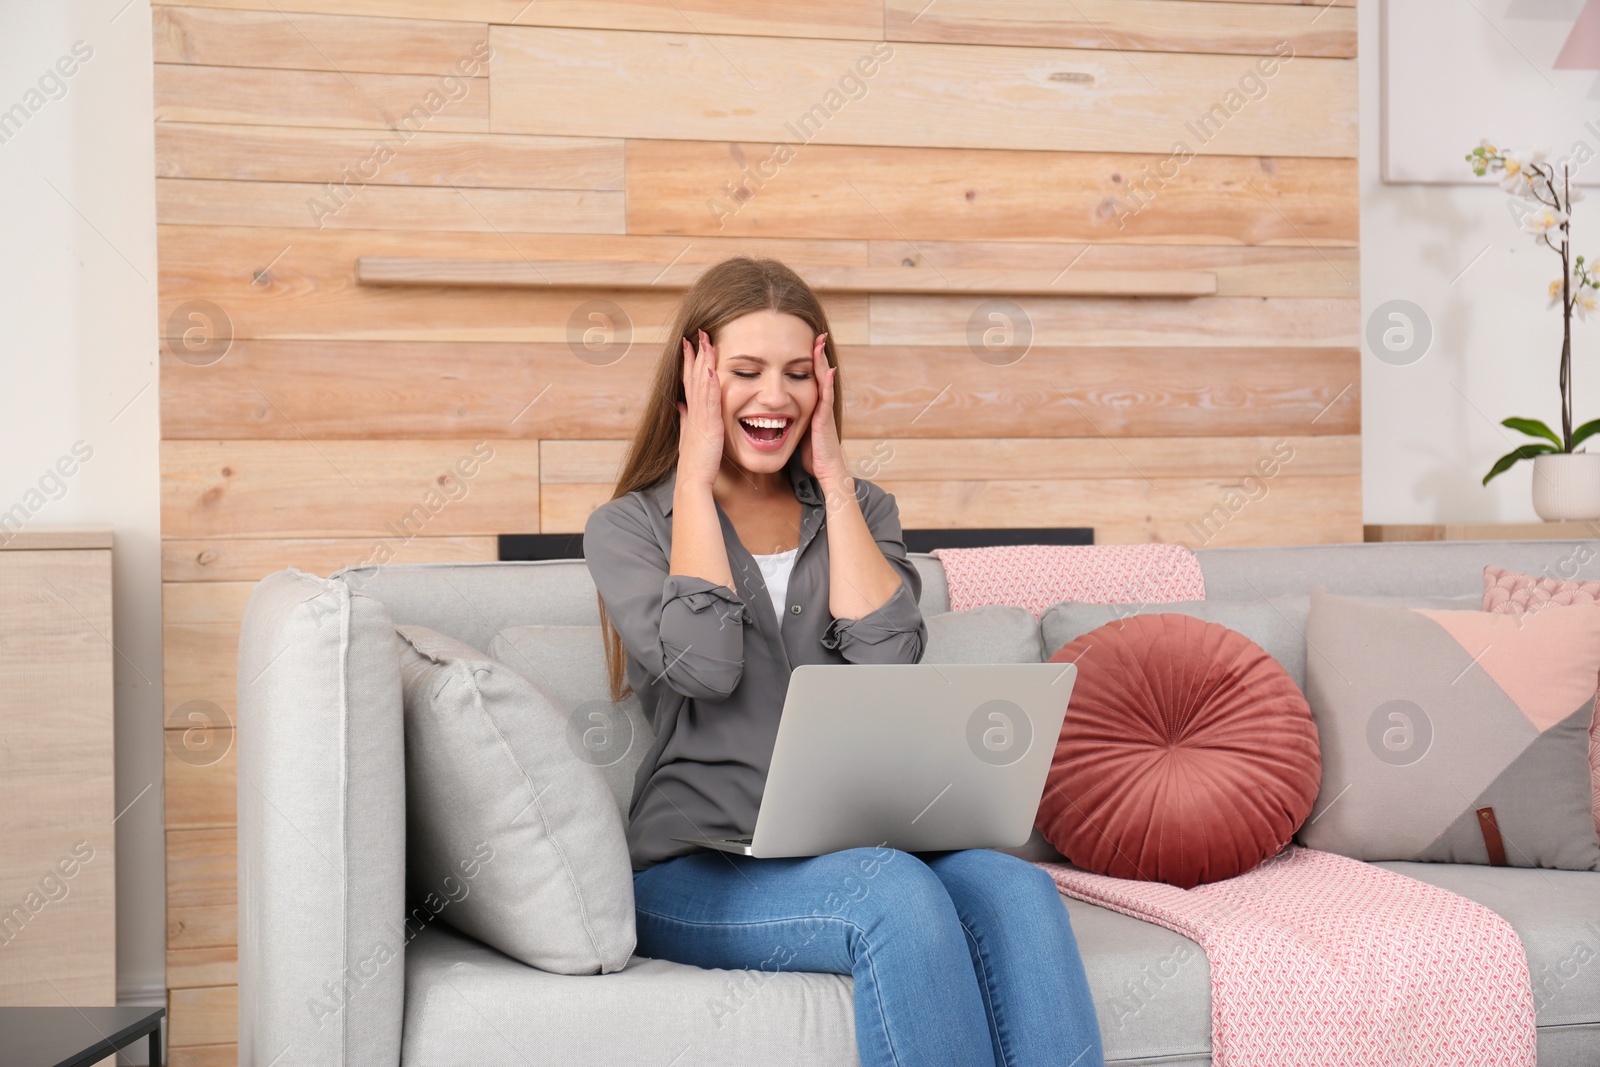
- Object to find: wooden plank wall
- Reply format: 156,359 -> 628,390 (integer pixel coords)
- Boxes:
153,1 -> 1359,1061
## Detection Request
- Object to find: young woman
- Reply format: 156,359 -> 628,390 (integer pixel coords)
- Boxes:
583,256 -> 1105,1067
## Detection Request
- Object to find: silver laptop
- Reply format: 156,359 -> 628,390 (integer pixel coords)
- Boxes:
672,662 -> 1075,858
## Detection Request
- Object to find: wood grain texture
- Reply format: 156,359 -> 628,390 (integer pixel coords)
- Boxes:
0,549 -> 116,1006
541,434 -> 1360,483
158,177 -> 625,233
168,1043 -> 236,1067
168,902 -> 237,952
168,980 -> 237,1048
161,440 -> 537,538
0,528 -> 114,549
154,0 -> 887,37
155,122 -> 623,190
543,475 -> 1363,544
356,257 -> 1219,295
162,581 -> 252,719
152,0 -> 1353,29
167,829 -> 236,913
155,6 -> 490,74
159,341 -> 1358,440
168,944 -> 237,991
868,294 -> 1359,347
158,223 -> 1356,301
155,63 -> 488,131
162,535 -> 497,580
165,726 -> 236,830
489,27 -> 1356,157
1365,520 -> 1600,542
624,139 -> 1357,245
157,247 -> 870,340
866,240 -> 1357,297
162,247 -> 1337,343
885,0 -> 1355,58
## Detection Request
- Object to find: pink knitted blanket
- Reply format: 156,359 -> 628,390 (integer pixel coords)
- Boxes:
930,543 -> 1206,617
1036,848 -> 1536,1065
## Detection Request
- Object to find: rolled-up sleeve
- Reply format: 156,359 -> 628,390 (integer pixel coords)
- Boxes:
818,482 -> 927,665
584,500 -> 751,701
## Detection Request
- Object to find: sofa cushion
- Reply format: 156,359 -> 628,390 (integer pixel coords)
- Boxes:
1043,597 -> 1310,691
401,921 -> 858,1066
1038,614 -> 1320,887
1482,565 -> 1600,836
489,624 -> 655,826
402,896 -> 1213,1067
396,625 -> 636,974
1377,862 -> 1600,1033
1298,587 -> 1600,871
923,604 -> 1043,663
1041,593 -> 1482,694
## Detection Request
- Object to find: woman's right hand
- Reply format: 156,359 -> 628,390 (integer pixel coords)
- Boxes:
676,328 -> 725,491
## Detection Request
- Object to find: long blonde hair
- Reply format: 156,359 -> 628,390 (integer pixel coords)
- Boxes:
597,256 -> 844,702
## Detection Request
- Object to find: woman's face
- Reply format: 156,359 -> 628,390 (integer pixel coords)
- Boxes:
710,309 -> 821,478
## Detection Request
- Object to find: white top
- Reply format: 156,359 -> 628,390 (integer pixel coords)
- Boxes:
751,547 -> 799,628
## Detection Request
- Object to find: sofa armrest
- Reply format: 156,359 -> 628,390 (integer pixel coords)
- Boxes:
237,569 -> 406,1067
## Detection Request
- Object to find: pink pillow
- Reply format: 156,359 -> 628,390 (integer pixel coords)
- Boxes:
1483,564 -> 1600,835
1036,613 -> 1321,888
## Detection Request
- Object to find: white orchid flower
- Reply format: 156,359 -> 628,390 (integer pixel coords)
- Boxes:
1576,289 -> 1598,321
1549,278 -> 1565,309
1520,206 -> 1569,235
1498,148 -> 1550,196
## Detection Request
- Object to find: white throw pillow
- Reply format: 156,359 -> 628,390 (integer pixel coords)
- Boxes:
489,625 -> 654,826
395,625 -> 635,975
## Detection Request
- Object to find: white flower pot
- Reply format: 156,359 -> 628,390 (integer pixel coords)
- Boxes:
1531,452 -> 1600,521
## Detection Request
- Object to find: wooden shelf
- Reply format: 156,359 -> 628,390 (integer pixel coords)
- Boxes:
1365,521 -> 1600,542
0,528 -> 114,551
355,258 -> 1218,298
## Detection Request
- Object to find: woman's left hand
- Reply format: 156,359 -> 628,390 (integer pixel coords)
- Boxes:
799,333 -> 847,485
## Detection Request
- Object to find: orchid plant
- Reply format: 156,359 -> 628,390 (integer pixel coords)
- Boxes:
1465,142 -> 1600,485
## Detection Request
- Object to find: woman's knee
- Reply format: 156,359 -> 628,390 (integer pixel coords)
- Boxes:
930,850 -> 1065,920
818,846 -> 957,929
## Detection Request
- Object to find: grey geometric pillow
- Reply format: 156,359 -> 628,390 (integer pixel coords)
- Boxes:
395,625 -> 635,974
1296,586 -> 1600,872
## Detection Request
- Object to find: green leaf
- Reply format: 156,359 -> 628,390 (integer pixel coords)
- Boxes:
1501,417 -> 1562,446
1483,443 -> 1556,485
1570,418 -> 1600,451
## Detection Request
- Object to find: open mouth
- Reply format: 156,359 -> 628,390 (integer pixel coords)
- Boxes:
737,414 -> 794,451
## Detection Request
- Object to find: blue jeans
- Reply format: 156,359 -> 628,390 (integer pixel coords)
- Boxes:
631,846 -> 1106,1067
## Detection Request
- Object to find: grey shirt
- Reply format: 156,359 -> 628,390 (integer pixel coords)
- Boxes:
583,452 -> 928,871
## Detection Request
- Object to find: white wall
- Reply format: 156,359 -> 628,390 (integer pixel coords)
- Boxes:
1360,0 -> 1598,523
0,0 -> 163,1047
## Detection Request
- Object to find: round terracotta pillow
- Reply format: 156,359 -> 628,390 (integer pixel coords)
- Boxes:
1036,613 -> 1320,889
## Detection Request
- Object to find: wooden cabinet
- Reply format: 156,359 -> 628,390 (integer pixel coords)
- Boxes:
0,530 -> 116,1006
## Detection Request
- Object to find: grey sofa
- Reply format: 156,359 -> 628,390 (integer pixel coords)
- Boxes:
236,539 -> 1600,1067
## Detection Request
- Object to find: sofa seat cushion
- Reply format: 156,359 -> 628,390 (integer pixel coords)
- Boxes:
401,866 -> 1598,1067
401,894 -> 1215,1067
1376,863 -> 1600,1032
402,921 -> 858,1066
1062,894 -> 1212,1065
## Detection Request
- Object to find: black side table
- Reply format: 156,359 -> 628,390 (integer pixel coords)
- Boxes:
0,1006 -> 164,1067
